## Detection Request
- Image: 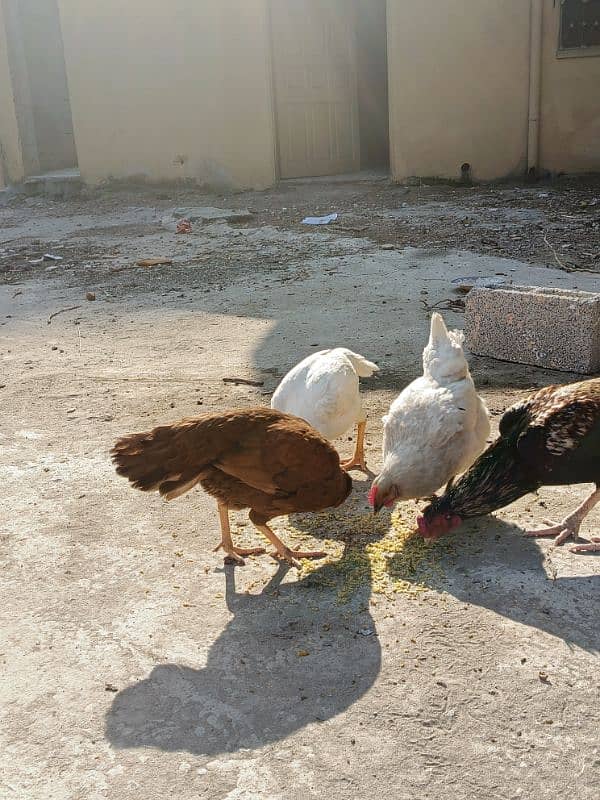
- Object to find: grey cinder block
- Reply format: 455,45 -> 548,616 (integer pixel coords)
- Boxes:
465,285 -> 600,374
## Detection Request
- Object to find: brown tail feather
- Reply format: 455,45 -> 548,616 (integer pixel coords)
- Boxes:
111,427 -> 207,500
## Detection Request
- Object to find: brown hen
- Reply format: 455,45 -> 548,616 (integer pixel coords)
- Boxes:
111,407 -> 352,567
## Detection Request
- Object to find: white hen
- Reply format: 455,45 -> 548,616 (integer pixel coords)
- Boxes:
271,348 -> 379,473
369,313 -> 490,511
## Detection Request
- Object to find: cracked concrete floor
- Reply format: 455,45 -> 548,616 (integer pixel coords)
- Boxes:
0,187 -> 599,799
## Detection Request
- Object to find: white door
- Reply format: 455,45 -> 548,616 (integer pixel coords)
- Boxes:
271,0 -> 360,178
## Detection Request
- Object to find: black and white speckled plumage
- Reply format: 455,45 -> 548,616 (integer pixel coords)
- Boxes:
423,377 -> 600,522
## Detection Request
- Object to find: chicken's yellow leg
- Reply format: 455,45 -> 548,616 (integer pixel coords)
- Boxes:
341,420 -> 372,475
214,502 -> 266,564
249,515 -> 326,569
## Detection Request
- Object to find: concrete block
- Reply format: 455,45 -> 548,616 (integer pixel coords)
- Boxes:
465,284 -> 600,374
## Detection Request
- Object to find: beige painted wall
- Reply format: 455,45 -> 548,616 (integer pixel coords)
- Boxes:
57,0 -> 276,188
539,0 -> 600,173
4,1 -> 599,188
386,0 -> 531,182
17,0 -> 77,172
356,0 -> 389,168
0,0 -> 24,186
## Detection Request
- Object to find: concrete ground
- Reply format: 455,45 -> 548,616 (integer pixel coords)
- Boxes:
1,179 -> 599,799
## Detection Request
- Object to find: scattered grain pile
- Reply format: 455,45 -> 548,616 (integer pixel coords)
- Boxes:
233,494 -> 452,603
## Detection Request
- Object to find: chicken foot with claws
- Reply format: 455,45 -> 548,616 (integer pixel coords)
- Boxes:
524,486 -> 600,553
249,511 -> 326,568
214,503 -> 266,564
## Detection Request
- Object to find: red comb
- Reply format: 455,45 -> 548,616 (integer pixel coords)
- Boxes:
368,485 -> 377,506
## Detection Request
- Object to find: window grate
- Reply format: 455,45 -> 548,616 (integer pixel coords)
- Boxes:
559,0 -> 600,50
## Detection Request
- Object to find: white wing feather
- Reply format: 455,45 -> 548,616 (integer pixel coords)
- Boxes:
272,349 -> 378,440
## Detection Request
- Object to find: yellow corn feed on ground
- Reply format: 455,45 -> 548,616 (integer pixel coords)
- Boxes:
234,497 -> 451,604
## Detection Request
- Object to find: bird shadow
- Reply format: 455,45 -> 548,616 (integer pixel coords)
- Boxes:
410,515 -> 600,653
105,488 -> 599,757
105,555 -> 380,756
284,484 -> 599,653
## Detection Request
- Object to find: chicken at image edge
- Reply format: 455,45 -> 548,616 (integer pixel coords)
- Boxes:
370,312 -> 490,512
111,408 -> 352,568
271,348 -> 379,474
418,377 -> 600,554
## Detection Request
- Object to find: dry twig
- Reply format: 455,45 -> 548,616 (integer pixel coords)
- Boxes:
543,232 -> 572,272
420,297 -> 465,313
47,306 -> 81,325
222,377 -> 265,387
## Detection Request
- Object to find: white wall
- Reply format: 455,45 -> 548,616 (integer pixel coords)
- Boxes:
387,0 -> 531,181
17,0 -> 77,171
57,0 -> 277,189
0,0 -> 25,183
539,0 -> 600,174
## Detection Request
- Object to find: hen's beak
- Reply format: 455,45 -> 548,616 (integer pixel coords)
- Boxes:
373,498 -> 384,515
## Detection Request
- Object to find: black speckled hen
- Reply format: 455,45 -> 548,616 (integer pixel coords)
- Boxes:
418,378 -> 600,554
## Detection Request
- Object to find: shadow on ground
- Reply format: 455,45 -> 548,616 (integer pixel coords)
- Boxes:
105,559 -> 380,756
437,517 -> 600,653
105,493 -> 598,757
290,497 -> 600,654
